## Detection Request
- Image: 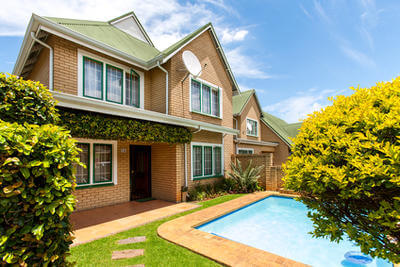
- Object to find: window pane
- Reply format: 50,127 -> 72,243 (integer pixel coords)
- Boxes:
193,146 -> 202,177
106,65 -> 123,103
202,84 -> 211,114
212,89 -> 220,117
84,57 -> 103,99
191,80 -> 201,112
75,143 -> 89,184
126,71 -> 140,107
204,147 -> 212,175
94,144 -> 112,183
247,119 -> 258,136
214,147 -> 222,175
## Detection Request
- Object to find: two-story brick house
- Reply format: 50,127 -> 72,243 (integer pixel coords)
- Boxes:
13,12 -> 240,210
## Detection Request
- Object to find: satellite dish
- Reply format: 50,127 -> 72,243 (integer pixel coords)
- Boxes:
182,50 -> 202,78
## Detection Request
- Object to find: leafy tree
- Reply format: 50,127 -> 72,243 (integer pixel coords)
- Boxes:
0,74 -> 78,265
284,77 -> 400,263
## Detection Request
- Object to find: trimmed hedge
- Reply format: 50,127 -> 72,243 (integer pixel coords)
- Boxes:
0,121 -> 78,265
58,108 -> 192,144
0,73 -> 59,125
284,77 -> 400,263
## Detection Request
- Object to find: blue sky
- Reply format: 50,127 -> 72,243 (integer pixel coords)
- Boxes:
1,0 -> 400,122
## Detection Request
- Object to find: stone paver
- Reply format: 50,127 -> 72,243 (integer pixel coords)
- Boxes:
72,202 -> 199,246
158,191 -> 308,267
112,249 -> 144,260
117,236 -> 146,244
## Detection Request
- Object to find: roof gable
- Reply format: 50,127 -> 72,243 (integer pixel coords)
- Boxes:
232,89 -> 262,116
261,112 -> 302,146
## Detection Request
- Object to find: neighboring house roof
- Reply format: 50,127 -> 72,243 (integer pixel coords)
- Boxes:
261,112 -> 302,146
232,89 -> 262,116
13,12 -> 240,92
44,17 -> 161,62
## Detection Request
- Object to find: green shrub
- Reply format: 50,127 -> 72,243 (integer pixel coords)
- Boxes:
0,73 -> 59,125
284,78 -> 400,263
187,180 -> 226,201
0,121 -> 79,265
227,159 -> 263,193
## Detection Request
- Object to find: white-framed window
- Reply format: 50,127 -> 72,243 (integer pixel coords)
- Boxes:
237,148 -> 254,155
190,77 -> 222,118
191,142 -> 223,180
73,139 -> 118,187
246,118 -> 258,137
78,49 -> 144,108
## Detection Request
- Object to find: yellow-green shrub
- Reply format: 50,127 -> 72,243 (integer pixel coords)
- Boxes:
284,78 -> 400,263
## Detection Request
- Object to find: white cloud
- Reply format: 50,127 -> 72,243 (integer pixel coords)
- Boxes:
299,4 -> 312,19
226,47 -> 271,79
220,28 -> 248,44
263,88 -> 340,123
340,45 -> 375,68
313,0 -> 331,24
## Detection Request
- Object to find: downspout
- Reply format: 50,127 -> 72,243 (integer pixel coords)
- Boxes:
157,61 -> 168,114
30,32 -> 53,90
184,143 -> 188,187
222,133 -> 227,173
233,117 -> 238,153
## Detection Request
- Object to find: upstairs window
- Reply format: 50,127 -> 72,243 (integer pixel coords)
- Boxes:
106,65 -> 123,104
190,78 -> 221,118
246,118 -> 258,137
83,57 -> 103,99
126,70 -> 140,107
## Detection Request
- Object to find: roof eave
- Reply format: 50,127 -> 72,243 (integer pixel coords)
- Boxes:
260,118 -> 292,147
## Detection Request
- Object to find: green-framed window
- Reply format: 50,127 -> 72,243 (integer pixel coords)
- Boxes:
83,56 -> 103,100
125,70 -> 140,107
106,64 -> 123,104
246,118 -> 258,137
93,144 -> 112,183
192,143 -> 223,179
238,148 -> 254,155
190,78 -> 221,118
75,143 -> 90,185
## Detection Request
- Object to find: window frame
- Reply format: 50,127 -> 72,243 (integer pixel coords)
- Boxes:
125,69 -> 140,108
83,56 -> 104,100
190,77 -> 222,119
78,49 -> 144,109
75,142 -> 90,185
105,64 -> 124,104
74,138 -> 117,189
237,148 -> 254,155
93,143 -> 113,184
191,142 -> 223,180
246,118 -> 259,137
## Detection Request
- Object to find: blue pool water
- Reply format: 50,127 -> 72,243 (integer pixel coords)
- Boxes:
196,196 -> 392,267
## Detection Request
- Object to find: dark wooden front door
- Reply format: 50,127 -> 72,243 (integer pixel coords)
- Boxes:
130,145 -> 151,200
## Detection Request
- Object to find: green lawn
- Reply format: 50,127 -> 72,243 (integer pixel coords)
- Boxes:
69,194 -> 244,266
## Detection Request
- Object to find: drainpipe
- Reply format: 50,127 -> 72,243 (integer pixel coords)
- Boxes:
222,133 -> 227,173
192,126 -> 202,134
157,61 -> 168,114
31,32 -> 53,90
184,143 -> 188,187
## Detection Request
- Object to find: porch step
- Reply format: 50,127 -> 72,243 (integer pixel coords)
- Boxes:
117,236 -> 146,245
112,249 -> 144,260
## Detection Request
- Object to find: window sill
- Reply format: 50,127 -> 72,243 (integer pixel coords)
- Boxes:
246,134 -> 259,138
76,183 -> 115,189
191,110 -> 222,120
193,175 -> 223,181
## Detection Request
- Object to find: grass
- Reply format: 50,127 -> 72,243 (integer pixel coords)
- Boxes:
69,194 -> 244,266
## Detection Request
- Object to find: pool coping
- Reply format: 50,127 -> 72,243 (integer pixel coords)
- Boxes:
157,191 -> 310,267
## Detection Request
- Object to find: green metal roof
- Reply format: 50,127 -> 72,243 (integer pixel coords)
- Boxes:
261,112 -> 302,146
232,89 -> 255,115
44,16 -> 161,62
162,23 -> 211,57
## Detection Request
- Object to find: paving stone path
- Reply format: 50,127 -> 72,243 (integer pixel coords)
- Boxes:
112,236 -> 146,265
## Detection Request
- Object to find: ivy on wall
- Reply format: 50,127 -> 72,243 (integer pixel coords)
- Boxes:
58,108 -> 192,144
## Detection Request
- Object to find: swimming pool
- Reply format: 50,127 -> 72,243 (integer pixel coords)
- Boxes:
196,196 -> 392,267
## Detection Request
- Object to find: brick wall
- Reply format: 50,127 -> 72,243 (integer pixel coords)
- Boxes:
260,122 -> 290,166
231,154 -> 273,189
236,143 -> 275,154
236,94 -> 262,141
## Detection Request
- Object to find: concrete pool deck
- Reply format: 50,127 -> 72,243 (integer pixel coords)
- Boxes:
158,191 -> 308,267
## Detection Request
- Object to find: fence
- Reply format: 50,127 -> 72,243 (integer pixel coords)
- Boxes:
231,154 -> 285,191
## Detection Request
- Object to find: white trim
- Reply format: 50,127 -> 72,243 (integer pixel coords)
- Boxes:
234,138 -> 278,147
78,49 -> 145,108
53,91 -> 239,135
189,76 -> 223,119
237,148 -> 254,154
246,117 -> 259,137
190,141 -> 223,180
74,138 -> 118,187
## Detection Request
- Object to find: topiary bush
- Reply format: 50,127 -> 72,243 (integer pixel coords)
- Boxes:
284,77 -> 400,263
0,74 -> 79,265
0,73 -> 59,125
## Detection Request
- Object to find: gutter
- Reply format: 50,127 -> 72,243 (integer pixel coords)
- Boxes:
156,61 -> 169,114
30,31 -> 53,90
